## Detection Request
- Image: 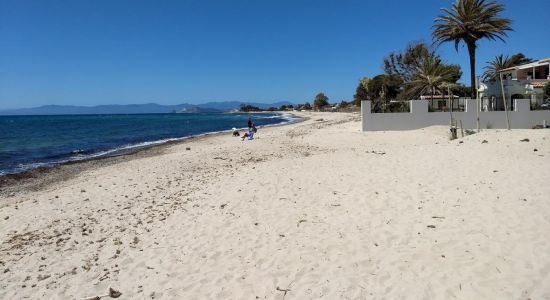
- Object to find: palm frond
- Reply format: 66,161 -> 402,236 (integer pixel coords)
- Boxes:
432,0 -> 512,49
403,57 -> 456,99
482,53 -> 533,81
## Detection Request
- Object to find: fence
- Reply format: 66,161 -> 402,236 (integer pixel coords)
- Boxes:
361,99 -> 550,131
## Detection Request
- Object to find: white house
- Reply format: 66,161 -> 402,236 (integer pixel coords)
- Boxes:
479,58 -> 550,111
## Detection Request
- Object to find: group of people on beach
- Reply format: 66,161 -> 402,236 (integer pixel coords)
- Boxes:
232,117 -> 257,141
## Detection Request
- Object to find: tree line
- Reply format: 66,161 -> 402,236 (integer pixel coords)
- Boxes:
354,0 -> 515,112
244,0 -> 536,114
240,93 -> 355,112
353,42 -> 470,112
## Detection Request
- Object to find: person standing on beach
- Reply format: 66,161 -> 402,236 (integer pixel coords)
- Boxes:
247,117 -> 252,129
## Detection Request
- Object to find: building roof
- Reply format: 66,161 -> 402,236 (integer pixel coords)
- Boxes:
419,95 -> 459,100
500,58 -> 550,72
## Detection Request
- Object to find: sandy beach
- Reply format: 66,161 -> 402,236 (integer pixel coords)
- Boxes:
1,112 -> 549,299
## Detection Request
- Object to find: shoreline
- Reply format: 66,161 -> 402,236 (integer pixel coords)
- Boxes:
0,112 -> 305,195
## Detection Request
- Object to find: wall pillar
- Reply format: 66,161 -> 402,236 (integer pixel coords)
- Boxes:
361,100 -> 371,115
410,100 -> 428,114
361,100 -> 371,131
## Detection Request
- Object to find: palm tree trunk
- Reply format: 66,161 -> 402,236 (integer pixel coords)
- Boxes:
467,42 -> 477,99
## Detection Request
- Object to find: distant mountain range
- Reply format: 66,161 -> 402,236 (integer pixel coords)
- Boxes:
0,101 -> 294,115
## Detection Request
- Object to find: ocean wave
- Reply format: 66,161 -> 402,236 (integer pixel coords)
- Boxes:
263,112 -> 302,126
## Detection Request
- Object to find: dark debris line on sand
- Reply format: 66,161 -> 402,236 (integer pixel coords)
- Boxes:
80,287 -> 122,300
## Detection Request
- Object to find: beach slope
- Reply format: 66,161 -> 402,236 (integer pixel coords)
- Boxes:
1,112 -> 549,299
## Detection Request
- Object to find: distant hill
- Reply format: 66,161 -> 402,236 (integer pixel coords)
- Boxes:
196,101 -> 293,111
173,106 -> 220,113
0,103 -> 194,115
0,101 -> 295,115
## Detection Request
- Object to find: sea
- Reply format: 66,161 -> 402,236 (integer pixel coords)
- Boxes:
0,112 -> 299,176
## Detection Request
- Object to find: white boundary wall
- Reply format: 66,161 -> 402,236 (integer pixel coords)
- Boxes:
361,99 -> 550,131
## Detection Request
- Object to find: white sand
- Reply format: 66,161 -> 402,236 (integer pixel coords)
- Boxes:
1,112 -> 549,299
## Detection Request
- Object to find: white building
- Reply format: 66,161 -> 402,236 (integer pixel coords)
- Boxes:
478,58 -> 550,111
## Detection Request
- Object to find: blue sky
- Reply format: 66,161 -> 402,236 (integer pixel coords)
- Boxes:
0,0 -> 549,109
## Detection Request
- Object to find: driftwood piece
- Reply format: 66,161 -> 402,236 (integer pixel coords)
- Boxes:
80,287 -> 122,300
276,278 -> 295,300
276,286 -> 291,299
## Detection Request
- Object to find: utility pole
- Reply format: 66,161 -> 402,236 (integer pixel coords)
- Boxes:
499,72 -> 511,130
476,76 -> 480,132
447,85 -> 453,125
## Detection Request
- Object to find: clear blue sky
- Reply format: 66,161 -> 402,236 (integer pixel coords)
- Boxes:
1,0 -> 549,109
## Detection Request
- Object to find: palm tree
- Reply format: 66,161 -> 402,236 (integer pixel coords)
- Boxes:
433,0 -> 512,99
404,57 -> 456,109
482,53 -> 532,81
482,54 -> 510,82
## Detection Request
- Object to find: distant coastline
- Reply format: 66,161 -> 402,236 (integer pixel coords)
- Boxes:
0,101 -> 296,116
